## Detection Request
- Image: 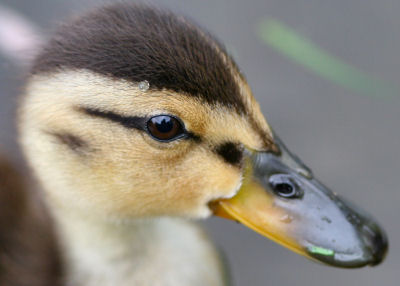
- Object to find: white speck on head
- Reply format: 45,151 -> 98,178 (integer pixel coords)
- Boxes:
138,80 -> 150,92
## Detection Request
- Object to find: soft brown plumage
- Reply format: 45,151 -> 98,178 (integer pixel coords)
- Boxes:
0,156 -> 61,286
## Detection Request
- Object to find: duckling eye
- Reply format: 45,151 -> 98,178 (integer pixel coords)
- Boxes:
147,115 -> 184,142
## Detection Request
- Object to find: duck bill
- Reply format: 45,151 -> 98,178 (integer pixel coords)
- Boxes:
210,135 -> 388,268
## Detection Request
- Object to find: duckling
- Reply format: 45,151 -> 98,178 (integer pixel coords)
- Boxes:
1,3 -> 387,286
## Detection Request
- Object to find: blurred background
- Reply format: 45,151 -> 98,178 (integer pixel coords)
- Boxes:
0,1 -> 398,285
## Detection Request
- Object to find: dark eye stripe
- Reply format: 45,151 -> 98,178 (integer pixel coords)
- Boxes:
77,107 -> 147,131
77,106 -> 201,142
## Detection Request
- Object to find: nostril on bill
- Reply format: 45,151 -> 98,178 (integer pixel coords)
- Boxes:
268,174 -> 302,199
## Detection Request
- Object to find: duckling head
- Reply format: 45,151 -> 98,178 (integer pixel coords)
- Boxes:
19,3 -> 387,268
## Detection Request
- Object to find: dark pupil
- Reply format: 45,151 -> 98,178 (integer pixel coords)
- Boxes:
147,115 -> 182,141
154,116 -> 173,133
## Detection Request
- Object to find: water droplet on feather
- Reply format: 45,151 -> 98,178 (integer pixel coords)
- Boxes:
138,80 -> 150,91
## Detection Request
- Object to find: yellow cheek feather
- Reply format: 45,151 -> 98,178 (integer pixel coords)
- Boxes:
86,135 -> 242,219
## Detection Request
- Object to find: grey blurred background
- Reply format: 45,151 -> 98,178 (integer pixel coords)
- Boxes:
0,0 -> 398,285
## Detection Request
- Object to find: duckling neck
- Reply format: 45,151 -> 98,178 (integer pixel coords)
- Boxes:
50,207 -> 225,286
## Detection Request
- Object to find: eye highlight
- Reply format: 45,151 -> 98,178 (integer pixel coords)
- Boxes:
147,115 -> 185,142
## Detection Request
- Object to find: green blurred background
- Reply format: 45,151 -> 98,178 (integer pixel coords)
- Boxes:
0,1 -> 398,285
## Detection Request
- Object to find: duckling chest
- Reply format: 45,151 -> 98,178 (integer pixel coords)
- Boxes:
59,218 -> 227,286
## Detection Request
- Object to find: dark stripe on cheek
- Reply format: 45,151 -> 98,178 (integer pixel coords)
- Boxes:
215,142 -> 243,167
50,132 -> 91,154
